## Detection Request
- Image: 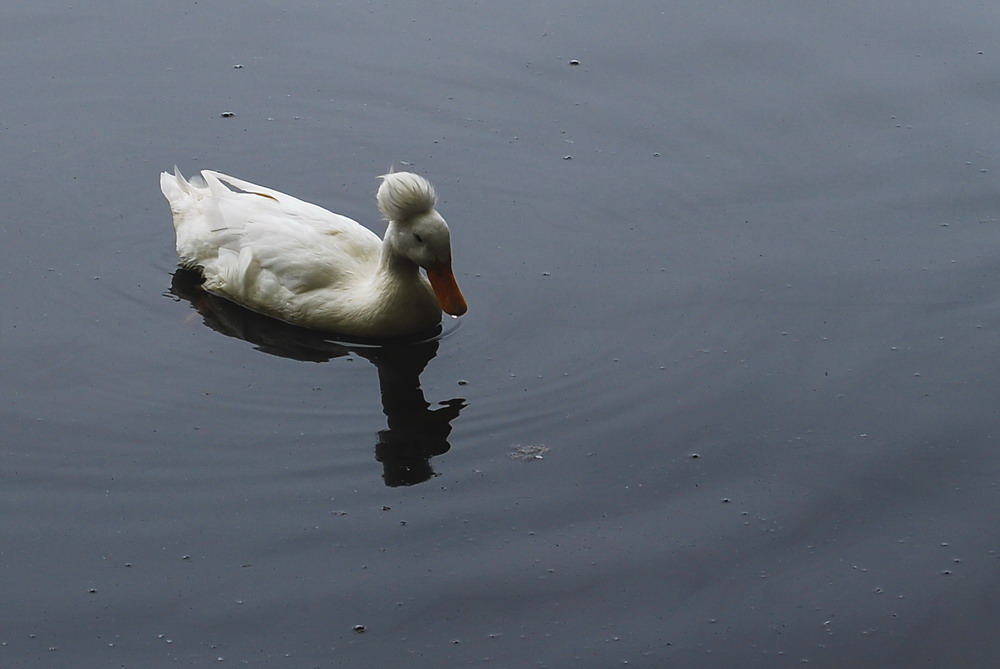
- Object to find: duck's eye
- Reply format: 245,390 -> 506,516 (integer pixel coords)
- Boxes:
413,233 -> 424,243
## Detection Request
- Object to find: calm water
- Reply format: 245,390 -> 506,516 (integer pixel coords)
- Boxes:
3,1 -> 999,667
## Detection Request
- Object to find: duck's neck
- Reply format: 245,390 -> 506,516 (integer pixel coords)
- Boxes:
378,222 -> 420,279
368,221 -> 442,333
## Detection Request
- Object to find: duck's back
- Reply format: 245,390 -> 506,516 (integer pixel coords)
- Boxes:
160,169 -> 383,326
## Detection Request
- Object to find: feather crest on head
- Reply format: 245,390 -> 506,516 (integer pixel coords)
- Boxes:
377,171 -> 437,222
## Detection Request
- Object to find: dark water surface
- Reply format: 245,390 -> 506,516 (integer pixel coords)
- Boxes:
3,2 -> 999,667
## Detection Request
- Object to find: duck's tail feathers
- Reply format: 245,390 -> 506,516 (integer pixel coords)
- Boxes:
376,171 -> 437,222
160,166 -> 190,203
160,166 -> 212,201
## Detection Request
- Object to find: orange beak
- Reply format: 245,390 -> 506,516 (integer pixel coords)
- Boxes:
426,259 -> 468,316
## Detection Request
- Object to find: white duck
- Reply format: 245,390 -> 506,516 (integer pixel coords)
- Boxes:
159,169 -> 467,338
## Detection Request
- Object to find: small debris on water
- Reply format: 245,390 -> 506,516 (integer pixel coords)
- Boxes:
353,624 -> 367,633
569,59 -> 580,65
220,111 -> 235,118
233,64 -> 244,69
563,155 -> 573,160
510,444 -> 549,460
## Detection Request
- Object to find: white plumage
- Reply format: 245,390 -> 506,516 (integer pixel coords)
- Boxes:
160,169 -> 467,338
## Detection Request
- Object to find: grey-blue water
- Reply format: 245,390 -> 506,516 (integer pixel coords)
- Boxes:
3,2 -> 999,667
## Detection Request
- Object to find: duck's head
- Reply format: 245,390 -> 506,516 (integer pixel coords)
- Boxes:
378,172 -> 468,317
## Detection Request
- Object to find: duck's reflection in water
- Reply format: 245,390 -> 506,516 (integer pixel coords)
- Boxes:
168,269 -> 466,486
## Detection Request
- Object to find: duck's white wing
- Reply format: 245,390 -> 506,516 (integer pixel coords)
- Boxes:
204,170 -> 379,255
